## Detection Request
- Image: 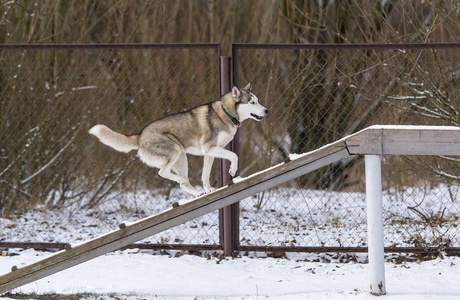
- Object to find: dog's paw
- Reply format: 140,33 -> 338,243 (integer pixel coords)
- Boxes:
229,165 -> 237,177
204,187 -> 216,194
194,191 -> 205,197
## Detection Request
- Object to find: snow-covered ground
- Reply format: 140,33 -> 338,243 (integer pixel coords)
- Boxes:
1,248 -> 460,299
1,183 -> 460,299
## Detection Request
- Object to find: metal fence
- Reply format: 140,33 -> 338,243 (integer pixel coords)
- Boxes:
0,44 -> 222,249
1,43 -> 460,253
233,43 -> 460,253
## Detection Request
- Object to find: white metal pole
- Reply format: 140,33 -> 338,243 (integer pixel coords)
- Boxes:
365,155 -> 386,296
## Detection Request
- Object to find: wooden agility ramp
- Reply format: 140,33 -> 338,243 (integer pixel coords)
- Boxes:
1,125 -> 460,294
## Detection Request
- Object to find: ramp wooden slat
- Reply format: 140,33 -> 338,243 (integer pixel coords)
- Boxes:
0,140 -> 350,294
345,125 -> 460,156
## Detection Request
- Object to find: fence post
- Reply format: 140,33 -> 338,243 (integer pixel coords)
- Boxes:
218,56 -> 239,256
365,155 -> 386,296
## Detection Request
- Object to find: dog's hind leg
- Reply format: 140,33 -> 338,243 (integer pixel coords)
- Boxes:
202,155 -> 215,193
163,152 -> 203,197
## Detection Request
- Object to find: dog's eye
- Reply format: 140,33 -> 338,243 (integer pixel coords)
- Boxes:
250,101 -> 256,104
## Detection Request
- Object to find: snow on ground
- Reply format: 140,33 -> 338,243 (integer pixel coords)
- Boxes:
1,249 -> 460,300
1,183 -> 460,299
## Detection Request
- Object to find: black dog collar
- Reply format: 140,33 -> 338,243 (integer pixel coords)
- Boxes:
222,105 -> 240,127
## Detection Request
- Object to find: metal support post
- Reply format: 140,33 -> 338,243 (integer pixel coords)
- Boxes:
365,155 -> 386,296
218,56 -> 239,256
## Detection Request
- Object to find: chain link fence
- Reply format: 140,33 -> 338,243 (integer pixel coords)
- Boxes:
1,43 -> 460,253
234,43 -> 460,251
0,44 -> 221,248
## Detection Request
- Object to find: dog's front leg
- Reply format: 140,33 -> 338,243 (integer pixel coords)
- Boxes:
203,147 -> 238,177
202,155 -> 215,193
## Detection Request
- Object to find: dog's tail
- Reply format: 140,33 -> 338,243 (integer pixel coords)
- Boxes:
89,124 -> 138,153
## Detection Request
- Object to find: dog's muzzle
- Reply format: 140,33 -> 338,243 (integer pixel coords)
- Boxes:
251,109 -> 268,121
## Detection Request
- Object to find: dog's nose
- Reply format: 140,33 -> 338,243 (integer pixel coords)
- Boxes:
265,109 -> 269,115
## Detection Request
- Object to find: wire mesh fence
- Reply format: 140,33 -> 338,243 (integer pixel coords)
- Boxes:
1,43 -> 460,253
0,44 -> 221,247
233,43 -> 460,251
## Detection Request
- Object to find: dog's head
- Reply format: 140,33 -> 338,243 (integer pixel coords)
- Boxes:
232,82 -> 268,122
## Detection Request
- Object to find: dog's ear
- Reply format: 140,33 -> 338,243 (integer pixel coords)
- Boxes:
243,82 -> 252,90
232,86 -> 242,101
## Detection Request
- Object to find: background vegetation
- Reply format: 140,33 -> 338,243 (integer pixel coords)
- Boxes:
0,0 -> 459,249
2,1 -> 458,50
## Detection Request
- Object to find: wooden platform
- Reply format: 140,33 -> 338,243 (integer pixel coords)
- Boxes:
1,125 -> 460,294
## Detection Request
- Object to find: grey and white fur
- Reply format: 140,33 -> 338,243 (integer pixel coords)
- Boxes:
89,82 -> 268,197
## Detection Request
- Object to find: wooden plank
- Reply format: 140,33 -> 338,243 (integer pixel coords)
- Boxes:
345,126 -> 460,156
0,140 -> 350,294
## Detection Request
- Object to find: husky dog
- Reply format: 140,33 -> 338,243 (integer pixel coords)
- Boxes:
89,82 -> 268,197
